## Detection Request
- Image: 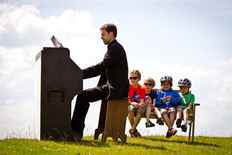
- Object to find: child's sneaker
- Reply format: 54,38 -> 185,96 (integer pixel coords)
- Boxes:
176,118 -> 182,128
145,120 -> 155,127
181,124 -> 187,132
156,117 -> 164,125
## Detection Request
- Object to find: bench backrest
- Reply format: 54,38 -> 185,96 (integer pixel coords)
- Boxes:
153,88 -> 181,93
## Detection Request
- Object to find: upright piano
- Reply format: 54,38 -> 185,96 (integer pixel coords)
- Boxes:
35,47 -> 83,141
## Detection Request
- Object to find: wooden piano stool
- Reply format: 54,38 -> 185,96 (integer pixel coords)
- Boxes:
94,97 -> 128,143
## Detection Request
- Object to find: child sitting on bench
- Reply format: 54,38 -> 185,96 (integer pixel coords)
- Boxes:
128,70 -> 146,138
155,75 -> 181,138
176,78 -> 195,132
143,77 -> 164,127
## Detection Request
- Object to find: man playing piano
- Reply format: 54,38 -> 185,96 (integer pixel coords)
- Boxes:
71,23 -> 129,140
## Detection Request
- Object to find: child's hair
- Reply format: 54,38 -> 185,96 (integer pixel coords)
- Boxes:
144,77 -> 155,88
129,70 -> 141,79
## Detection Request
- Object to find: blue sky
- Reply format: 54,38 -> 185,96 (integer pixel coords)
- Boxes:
0,0 -> 232,139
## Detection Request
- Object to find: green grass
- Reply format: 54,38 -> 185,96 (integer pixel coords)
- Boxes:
0,136 -> 231,154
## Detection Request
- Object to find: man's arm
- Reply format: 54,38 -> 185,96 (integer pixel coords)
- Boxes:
83,61 -> 104,79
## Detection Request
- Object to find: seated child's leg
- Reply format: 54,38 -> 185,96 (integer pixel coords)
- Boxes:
128,105 -> 135,127
145,106 -> 155,127
181,109 -> 189,132
169,109 -> 178,136
130,107 -> 146,136
129,110 -> 142,138
132,112 -> 142,133
169,111 -> 176,127
176,105 -> 182,119
128,111 -> 135,127
154,107 -> 162,118
160,108 -> 172,130
162,112 -> 174,139
154,107 -> 164,125
146,106 -> 151,123
183,108 -> 189,123
176,106 -> 182,128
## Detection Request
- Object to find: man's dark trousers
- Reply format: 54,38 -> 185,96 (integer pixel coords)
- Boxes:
71,85 -> 108,137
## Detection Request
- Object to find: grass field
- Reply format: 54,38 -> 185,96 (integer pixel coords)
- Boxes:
0,135 -> 231,154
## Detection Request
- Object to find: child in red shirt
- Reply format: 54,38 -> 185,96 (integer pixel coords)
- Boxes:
128,70 -> 146,138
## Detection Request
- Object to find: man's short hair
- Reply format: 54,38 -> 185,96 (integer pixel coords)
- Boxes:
100,24 -> 117,38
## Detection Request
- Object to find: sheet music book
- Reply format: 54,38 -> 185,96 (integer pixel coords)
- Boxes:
51,35 -> 64,48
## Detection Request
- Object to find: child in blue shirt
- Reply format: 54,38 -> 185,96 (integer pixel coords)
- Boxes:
143,77 -> 164,128
143,77 -> 157,127
155,75 -> 181,138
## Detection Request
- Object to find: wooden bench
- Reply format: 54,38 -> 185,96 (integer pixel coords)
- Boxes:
93,90 -> 200,143
147,89 -> 200,142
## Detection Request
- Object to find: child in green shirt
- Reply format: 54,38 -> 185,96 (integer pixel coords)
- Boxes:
176,78 -> 195,132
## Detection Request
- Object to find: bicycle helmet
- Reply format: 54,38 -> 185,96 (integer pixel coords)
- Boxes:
160,75 -> 173,86
177,78 -> 192,87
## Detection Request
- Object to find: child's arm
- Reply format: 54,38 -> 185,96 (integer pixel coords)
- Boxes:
155,92 -> 165,107
187,94 -> 195,111
155,97 -> 162,106
128,98 -> 140,108
170,91 -> 181,106
139,87 -> 146,108
186,102 -> 193,111
139,99 -> 146,108
151,99 -> 156,110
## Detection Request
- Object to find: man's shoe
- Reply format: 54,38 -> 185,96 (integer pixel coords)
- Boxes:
74,130 -> 83,142
176,118 -> 182,128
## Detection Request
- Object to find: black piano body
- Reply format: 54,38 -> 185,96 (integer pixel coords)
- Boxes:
35,47 -> 83,141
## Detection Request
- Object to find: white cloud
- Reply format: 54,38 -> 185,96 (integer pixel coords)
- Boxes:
0,4 -> 47,47
0,3 -> 103,139
0,3 -> 97,48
